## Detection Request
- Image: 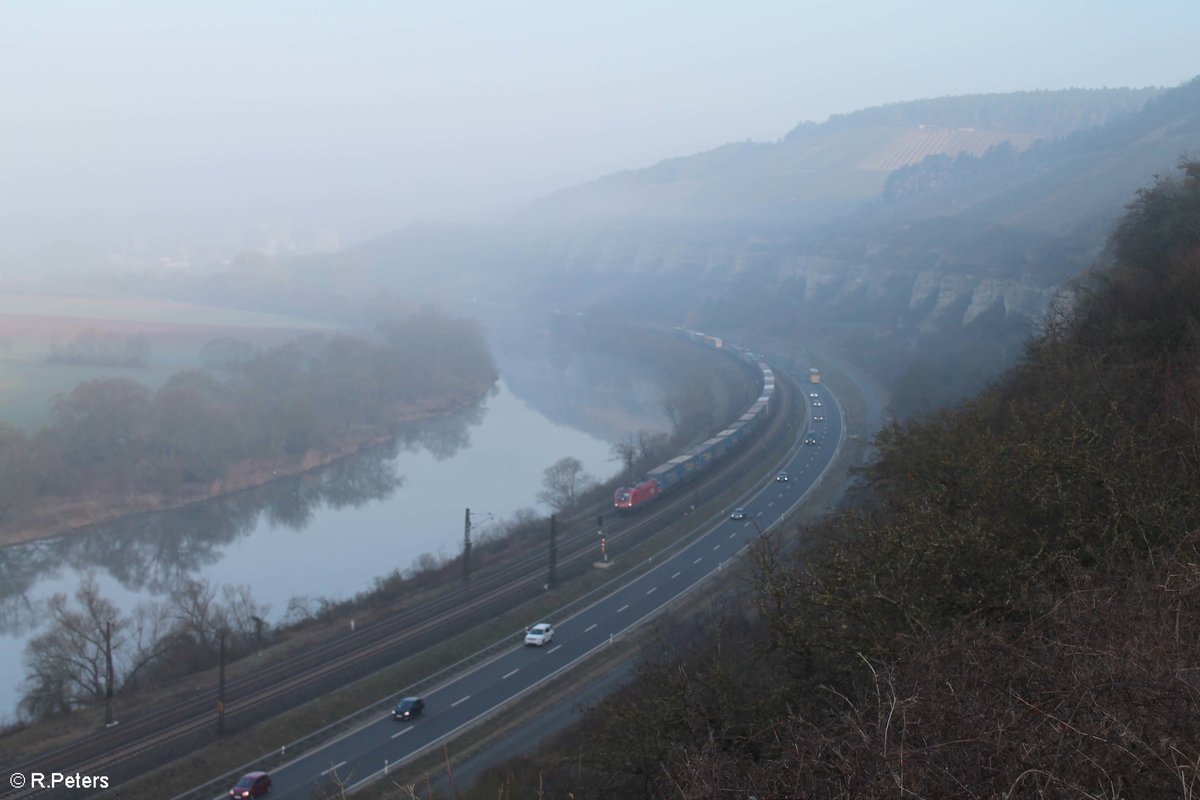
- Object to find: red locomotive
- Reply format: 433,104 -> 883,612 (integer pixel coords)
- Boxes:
614,479 -> 660,510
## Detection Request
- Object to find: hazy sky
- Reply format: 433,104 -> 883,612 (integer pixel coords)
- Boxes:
2,1 -> 1197,261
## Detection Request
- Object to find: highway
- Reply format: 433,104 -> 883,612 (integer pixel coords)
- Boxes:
259,371 -> 842,799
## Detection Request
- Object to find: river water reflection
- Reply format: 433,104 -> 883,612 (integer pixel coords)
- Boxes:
0,341 -> 669,721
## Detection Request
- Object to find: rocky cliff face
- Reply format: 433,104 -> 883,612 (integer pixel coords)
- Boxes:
791,265 -> 1067,337
909,270 -> 1067,332
572,234 -> 1069,339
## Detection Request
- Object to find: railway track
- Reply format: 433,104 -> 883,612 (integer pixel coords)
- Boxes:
4,365 -> 798,798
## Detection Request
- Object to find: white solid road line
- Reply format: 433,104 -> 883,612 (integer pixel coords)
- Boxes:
334,375 -> 845,798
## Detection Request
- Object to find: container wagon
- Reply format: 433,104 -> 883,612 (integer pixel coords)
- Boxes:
614,332 -> 774,512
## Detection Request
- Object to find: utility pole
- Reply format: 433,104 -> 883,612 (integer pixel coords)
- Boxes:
548,514 -> 558,589
597,513 -> 607,563
217,629 -> 226,736
462,508 -> 472,582
104,621 -> 114,727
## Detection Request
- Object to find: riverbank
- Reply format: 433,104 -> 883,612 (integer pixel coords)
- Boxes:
0,381 -> 494,550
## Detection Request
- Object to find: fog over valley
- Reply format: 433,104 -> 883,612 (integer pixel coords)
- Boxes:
2,2 -> 1196,280
3,3 -> 1200,798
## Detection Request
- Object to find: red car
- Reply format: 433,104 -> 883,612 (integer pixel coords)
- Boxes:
229,771 -> 271,798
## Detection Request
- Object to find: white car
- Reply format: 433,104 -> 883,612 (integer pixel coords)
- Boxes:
525,622 -> 554,646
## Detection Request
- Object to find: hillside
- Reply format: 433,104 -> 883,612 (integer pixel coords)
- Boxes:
156,81 -> 1200,418
525,88 -> 1157,226
453,159 -> 1200,800
538,78 -> 1200,416
874,77 -> 1200,234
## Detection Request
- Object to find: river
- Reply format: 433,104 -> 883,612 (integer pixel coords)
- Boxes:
0,336 -> 669,722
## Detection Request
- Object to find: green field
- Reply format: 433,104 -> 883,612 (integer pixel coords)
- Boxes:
0,293 -> 338,431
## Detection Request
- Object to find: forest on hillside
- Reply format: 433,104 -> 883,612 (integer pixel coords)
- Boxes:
454,162 -> 1200,798
786,87 -> 1161,140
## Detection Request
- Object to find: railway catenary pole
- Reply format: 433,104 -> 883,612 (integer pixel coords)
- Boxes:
217,629 -> 226,736
548,514 -> 558,589
104,621 -> 114,727
462,508 -> 472,582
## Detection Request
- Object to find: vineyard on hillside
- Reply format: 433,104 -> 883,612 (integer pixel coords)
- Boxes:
864,126 -> 1040,170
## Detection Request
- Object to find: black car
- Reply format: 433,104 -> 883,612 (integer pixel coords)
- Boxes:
392,696 -> 425,721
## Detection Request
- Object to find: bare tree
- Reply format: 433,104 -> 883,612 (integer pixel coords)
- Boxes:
317,761 -> 357,799
637,429 -> 670,464
120,601 -> 175,690
20,575 -> 123,718
537,456 -> 593,511
221,584 -> 270,645
19,575 -> 271,718
609,436 -> 638,478
284,596 -> 333,626
157,578 -> 235,677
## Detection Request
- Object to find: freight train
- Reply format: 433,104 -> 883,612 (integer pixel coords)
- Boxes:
613,330 -> 774,512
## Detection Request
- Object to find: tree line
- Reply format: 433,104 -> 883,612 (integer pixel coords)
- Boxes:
0,307 -> 496,527
20,574 -> 268,719
47,329 -> 150,367
450,162 -> 1200,798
